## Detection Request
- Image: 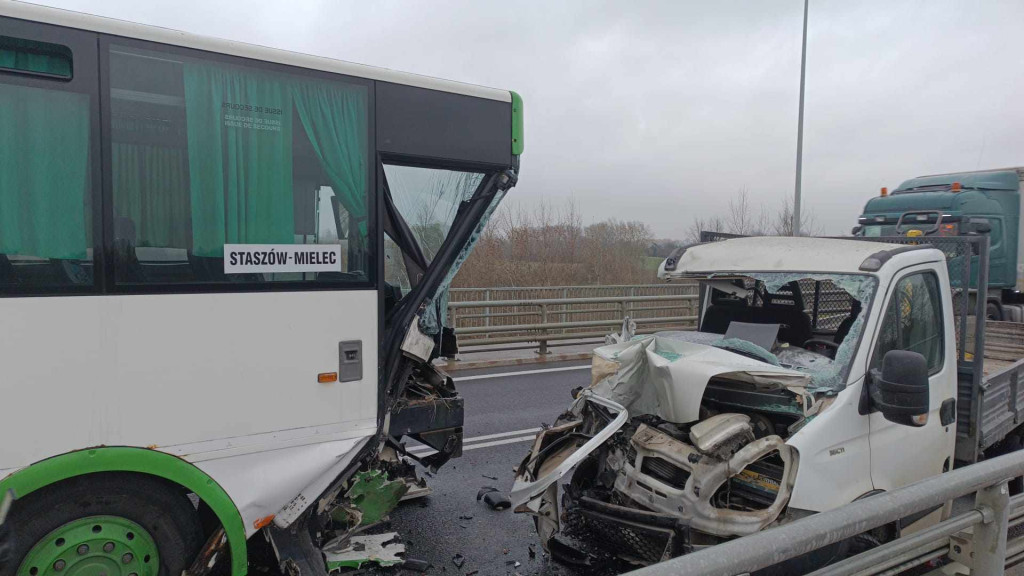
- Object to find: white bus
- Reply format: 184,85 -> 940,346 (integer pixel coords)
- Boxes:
0,2 -> 522,576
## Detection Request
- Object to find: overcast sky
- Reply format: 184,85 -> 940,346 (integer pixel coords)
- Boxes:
31,0 -> 1024,237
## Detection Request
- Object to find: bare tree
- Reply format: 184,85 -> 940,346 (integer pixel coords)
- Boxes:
771,196 -> 822,237
689,190 -> 822,239
686,215 -> 726,244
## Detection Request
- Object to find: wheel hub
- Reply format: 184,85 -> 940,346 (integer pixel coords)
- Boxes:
18,516 -> 159,576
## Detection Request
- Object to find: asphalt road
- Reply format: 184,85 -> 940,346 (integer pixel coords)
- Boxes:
370,361 -> 597,576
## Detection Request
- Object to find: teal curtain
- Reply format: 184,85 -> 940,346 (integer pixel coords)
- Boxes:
184,62 -> 294,257
0,83 -> 89,259
0,37 -> 72,77
293,80 -> 368,230
112,143 -> 191,248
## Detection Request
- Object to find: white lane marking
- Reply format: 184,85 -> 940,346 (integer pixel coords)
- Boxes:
407,427 -> 542,454
454,365 -> 590,382
462,435 -> 538,452
410,435 -> 537,457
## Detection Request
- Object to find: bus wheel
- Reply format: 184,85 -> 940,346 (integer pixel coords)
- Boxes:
3,475 -> 202,576
987,301 -> 1003,321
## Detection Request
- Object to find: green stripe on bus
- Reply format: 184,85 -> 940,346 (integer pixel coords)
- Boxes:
511,91 -> 524,156
0,447 -> 248,576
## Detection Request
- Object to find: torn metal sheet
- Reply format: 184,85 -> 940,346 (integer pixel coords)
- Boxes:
323,533 -> 405,571
401,316 -> 435,362
590,335 -> 810,423
510,392 -> 628,509
614,422 -> 797,537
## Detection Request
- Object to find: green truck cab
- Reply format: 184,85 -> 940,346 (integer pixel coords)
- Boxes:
855,168 -> 1024,320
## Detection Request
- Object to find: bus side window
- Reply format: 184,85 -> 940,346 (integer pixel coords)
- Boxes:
0,33 -> 94,292
108,43 -> 371,288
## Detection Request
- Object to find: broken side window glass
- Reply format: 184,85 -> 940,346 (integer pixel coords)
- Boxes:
382,163 -> 484,264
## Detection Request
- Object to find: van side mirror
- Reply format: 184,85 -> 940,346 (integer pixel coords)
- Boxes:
867,350 -> 930,427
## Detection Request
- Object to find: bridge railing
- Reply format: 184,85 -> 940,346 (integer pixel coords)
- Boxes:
447,284 -> 699,355
625,449 -> 1024,576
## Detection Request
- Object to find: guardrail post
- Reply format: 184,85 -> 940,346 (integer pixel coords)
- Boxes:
484,289 -> 491,331
973,480 -> 1010,575
537,303 -> 549,355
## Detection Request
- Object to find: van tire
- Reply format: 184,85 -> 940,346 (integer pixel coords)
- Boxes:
1,474 -> 203,576
987,301 -> 1003,321
990,434 -> 1024,495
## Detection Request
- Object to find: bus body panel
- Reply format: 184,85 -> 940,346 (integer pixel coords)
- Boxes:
0,289 -> 378,471
195,435 -> 371,537
0,0 -> 512,103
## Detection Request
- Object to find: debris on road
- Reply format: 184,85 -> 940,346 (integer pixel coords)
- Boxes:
482,474 -> 498,480
322,533 -> 405,571
476,486 -> 511,510
400,558 -> 430,572
338,469 -> 409,527
452,553 -> 466,568
528,545 -> 536,560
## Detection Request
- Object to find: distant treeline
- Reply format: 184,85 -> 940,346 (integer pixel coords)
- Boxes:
454,200 -> 658,288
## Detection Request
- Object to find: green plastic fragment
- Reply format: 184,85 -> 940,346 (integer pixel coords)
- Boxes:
343,470 -> 408,527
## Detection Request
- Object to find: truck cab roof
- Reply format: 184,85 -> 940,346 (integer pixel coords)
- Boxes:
658,236 -> 943,279
897,168 -> 1022,193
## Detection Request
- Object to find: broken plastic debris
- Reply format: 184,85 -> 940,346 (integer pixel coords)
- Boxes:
476,487 -> 511,510
452,553 -> 466,568
322,533 -> 405,571
401,558 -> 430,571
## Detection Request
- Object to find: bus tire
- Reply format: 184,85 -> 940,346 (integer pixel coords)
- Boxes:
1,473 -> 203,576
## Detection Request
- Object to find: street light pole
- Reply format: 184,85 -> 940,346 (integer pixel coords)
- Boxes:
793,0 -> 808,236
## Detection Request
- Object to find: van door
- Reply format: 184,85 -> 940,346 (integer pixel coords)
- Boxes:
867,266 -> 957,494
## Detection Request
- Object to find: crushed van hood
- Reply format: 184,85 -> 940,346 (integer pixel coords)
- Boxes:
591,335 -> 811,423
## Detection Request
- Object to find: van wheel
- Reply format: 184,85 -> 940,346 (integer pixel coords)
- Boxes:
987,301 -> 1003,321
2,475 -> 203,576
991,434 -> 1024,495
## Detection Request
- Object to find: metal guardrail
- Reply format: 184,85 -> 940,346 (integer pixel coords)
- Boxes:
626,450 -> 1024,576
447,288 -> 699,355
446,281 -> 851,356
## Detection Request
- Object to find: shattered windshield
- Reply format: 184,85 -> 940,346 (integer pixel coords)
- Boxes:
382,163 -> 487,304
384,164 -> 484,263
660,272 -> 877,393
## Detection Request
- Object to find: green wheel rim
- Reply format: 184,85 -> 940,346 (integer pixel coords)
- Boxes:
18,516 -> 160,576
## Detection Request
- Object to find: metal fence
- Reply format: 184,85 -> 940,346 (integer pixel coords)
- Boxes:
447,284 -> 699,355
447,279 -> 855,356
626,449 -> 1024,576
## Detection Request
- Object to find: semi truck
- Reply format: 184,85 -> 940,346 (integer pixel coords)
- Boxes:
511,234 -> 1024,572
854,167 -> 1024,321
